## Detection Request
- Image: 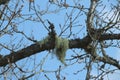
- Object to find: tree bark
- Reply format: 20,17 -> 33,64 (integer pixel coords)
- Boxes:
0,33 -> 120,67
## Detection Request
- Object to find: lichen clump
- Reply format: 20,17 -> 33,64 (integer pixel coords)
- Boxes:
54,36 -> 69,65
38,35 -> 69,65
38,36 -> 50,45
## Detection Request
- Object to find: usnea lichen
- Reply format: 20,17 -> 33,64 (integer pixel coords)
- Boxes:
38,36 -> 50,46
54,36 -> 69,65
38,36 -> 69,65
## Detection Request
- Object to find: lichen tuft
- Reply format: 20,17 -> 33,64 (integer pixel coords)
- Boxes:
54,36 -> 69,65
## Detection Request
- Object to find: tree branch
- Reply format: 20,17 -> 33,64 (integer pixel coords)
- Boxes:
87,0 -> 97,30
97,56 -> 120,69
0,33 -> 120,67
0,0 -> 10,5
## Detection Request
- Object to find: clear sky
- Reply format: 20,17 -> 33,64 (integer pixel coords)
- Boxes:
0,0 -> 120,80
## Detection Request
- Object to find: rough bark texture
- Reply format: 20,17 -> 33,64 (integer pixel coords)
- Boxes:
0,33 -> 120,67
0,0 -> 9,5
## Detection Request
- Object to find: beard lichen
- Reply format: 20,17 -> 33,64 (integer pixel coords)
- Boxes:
38,35 -> 69,65
54,36 -> 69,65
37,36 -> 50,46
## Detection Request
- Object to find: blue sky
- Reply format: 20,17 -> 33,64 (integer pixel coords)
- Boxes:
0,0 -> 120,80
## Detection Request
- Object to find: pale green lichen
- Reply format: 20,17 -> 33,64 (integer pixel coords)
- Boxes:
37,36 -> 50,45
54,36 -> 69,65
37,35 -> 69,65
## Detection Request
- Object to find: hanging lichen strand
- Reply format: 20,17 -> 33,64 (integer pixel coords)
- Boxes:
38,35 -> 69,65
54,36 -> 69,65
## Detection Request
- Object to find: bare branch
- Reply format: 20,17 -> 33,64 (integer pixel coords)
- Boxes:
0,33 -> 120,67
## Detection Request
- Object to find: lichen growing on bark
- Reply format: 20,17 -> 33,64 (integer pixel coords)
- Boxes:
54,36 -> 69,65
38,36 -> 69,65
38,36 -> 50,45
